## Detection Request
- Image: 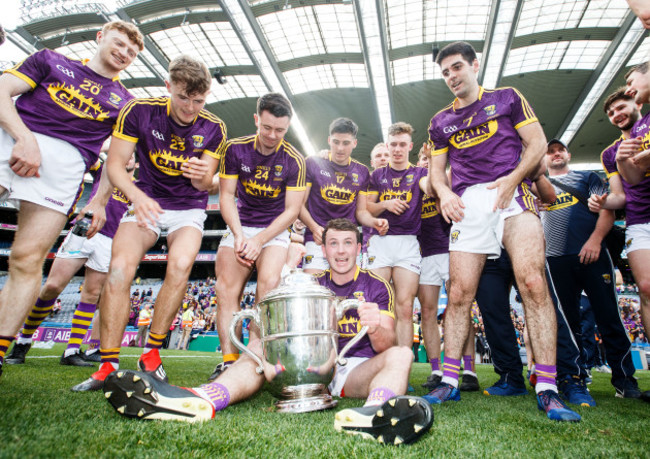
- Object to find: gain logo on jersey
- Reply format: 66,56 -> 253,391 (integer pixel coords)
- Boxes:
47,82 -> 109,121
321,184 -> 355,205
379,189 -> 412,203
243,179 -> 281,198
149,149 -> 189,176
338,314 -> 359,338
421,199 -> 440,218
450,230 -> 460,243
547,192 -> 578,211
112,187 -> 130,204
449,119 -> 498,149
192,135 -> 204,148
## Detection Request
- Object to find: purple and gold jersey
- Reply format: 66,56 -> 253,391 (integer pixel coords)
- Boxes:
220,135 -> 306,227
81,163 -> 129,239
304,154 -> 370,243
368,164 -> 427,235
6,49 -> 133,171
602,112 -> 650,226
428,86 -> 538,196
316,267 -> 394,359
114,97 -> 227,211
418,195 -> 450,257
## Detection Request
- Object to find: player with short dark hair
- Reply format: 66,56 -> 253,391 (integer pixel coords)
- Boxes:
102,218 -> 433,445
425,41 -> 580,421
210,93 -> 306,380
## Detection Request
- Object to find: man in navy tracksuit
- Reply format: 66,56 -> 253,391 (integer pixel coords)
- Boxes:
543,139 -> 640,399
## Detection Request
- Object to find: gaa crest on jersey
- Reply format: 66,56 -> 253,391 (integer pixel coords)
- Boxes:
304,255 -> 313,264
353,291 -> 365,301
483,104 -> 497,116
274,165 -> 283,177
352,173 -> 359,184
108,92 -> 123,107
406,174 -> 414,185
192,135 -> 205,148
450,230 -> 460,244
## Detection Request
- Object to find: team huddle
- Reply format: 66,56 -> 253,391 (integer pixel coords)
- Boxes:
0,20 -> 648,446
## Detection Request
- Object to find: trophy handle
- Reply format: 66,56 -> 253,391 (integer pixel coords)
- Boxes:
229,309 -> 264,374
335,299 -> 369,366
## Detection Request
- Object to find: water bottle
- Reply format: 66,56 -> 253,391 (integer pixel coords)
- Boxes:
61,212 -> 93,254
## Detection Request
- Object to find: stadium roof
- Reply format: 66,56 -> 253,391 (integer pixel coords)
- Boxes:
2,0 -> 649,168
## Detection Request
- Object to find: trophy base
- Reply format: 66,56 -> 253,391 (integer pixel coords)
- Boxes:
275,395 -> 338,413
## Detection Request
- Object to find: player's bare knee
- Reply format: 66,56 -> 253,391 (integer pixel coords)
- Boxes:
8,245 -> 46,275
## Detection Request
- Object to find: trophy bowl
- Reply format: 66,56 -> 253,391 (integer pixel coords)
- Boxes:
229,270 -> 367,413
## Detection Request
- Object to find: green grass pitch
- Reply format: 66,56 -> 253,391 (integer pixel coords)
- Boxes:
1,344 -> 649,458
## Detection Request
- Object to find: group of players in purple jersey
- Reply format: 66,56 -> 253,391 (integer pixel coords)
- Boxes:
0,18 -> 648,446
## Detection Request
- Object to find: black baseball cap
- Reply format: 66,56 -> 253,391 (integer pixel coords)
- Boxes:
547,138 -> 568,149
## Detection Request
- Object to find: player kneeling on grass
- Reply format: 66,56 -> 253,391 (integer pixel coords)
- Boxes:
103,218 -> 433,445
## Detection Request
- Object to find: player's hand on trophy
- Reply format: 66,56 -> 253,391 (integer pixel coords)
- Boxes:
9,134 -> 41,178
358,301 -> 381,334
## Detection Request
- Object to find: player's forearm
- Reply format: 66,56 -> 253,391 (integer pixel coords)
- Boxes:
616,157 -> 645,185
107,159 -> 142,205
430,166 -> 452,199
532,176 -> 556,204
219,193 -> 243,238
366,198 -> 385,217
367,325 -> 396,353
90,163 -> 115,207
256,204 -> 302,246
298,205 -> 319,234
509,136 -> 547,185
355,207 -> 378,228
0,77 -> 33,142
602,191 -> 626,210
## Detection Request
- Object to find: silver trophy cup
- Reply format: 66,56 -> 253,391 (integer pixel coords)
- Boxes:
229,270 -> 367,413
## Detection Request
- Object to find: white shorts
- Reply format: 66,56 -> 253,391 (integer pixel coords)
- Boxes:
219,225 -> 290,250
121,207 -> 206,237
303,241 -> 329,270
328,356 -> 368,397
419,253 -> 450,286
625,222 -> 650,254
0,128 -> 85,215
56,232 -> 113,273
366,234 -> 422,275
449,182 -> 536,259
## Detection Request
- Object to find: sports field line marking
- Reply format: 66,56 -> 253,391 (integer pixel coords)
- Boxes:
24,354 -> 217,359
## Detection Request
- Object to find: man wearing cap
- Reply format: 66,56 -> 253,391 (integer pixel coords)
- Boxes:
542,138 -> 640,399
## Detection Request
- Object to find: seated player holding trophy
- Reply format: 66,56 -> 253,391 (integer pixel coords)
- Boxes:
103,218 -> 433,446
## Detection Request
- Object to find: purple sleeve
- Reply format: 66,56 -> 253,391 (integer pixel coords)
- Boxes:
509,88 -> 538,129
285,148 -> 306,189
114,99 -> 141,141
427,115 -> 449,155
305,156 -> 316,186
8,49 -> 50,87
368,169 -> 380,194
220,142 -> 239,177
